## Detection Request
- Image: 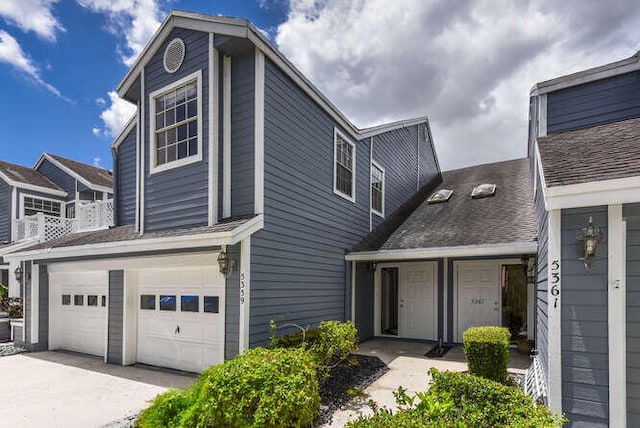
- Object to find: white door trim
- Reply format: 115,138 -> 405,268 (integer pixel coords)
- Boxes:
239,237 -> 251,352
608,204 -> 626,427
452,258 -> 520,343
547,209 -> 562,415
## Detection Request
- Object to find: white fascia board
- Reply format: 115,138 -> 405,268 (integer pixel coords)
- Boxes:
345,241 -> 537,262
4,215 -> 264,262
545,175 -> 640,210
111,115 -> 138,149
0,170 -> 67,198
36,154 -> 112,194
532,53 -> 640,96
358,116 -> 429,139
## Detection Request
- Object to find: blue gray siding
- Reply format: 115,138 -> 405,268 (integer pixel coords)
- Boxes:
143,28 -> 209,232
107,270 -> 124,365
535,174 -> 549,378
547,71 -> 640,134
354,262 -> 374,340
561,207 -> 609,426
38,264 -> 48,350
624,203 -> 640,426
115,125 -> 137,225
0,180 -> 11,243
36,159 -> 76,202
22,261 -> 31,345
225,243 -> 240,360
249,58 -> 372,347
231,51 -> 255,216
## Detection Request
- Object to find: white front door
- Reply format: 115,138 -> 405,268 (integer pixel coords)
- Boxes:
136,265 -> 225,373
399,262 -> 437,340
455,261 -> 502,342
49,271 -> 108,357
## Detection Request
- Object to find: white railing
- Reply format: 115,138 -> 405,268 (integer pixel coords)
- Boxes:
13,199 -> 114,243
523,354 -> 547,405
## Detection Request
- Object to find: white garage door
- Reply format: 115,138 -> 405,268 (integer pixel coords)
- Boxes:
50,271 -> 108,357
136,265 -> 225,373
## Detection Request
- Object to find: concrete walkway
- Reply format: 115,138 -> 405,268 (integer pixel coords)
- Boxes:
325,339 -> 529,427
0,351 -> 196,428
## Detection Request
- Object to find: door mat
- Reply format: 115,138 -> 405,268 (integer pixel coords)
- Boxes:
424,344 -> 452,358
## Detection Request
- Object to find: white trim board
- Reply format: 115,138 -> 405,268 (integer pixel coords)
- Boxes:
34,154 -> 112,194
111,115 -> 137,149
345,242 -> 537,262
208,36 -> 219,226
4,214 -> 264,262
254,48 -> 265,214
223,56 -> 232,218
546,209 -> 562,415
19,193 -> 64,218
544,175 -> 640,210
239,237 -> 251,352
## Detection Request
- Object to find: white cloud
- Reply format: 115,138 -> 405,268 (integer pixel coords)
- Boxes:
93,157 -> 101,167
275,0 -> 640,170
99,91 -> 136,138
92,127 -> 101,136
0,0 -> 64,41
0,29 -> 70,101
95,97 -> 106,106
77,0 -> 164,66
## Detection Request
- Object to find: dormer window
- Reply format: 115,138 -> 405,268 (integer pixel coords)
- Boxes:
149,70 -> 203,174
427,189 -> 453,203
471,183 -> 497,199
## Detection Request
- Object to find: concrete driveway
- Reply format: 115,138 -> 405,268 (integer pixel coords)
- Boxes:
0,351 -> 196,428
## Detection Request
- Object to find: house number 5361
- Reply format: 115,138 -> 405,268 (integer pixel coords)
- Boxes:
550,259 -> 560,308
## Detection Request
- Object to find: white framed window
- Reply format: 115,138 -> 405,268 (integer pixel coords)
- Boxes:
21,194 -> 61,217
149,70 -> 203,174
333,128 -> 356,202
371,161 -> 385,216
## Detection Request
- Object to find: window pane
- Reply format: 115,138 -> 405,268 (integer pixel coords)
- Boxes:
74,295 -> 84,306
177,123 -> 187,141
166,108 -> 176,127
177,141 -> 188,159
62,294 -> 71,305
167,128 -> 177,144
167,145 -> 177,162
102,295 -> 107,307
181,295 -> 199,312
155,97 -> 164,112
186,82 -> 197,100
187,100 -> 197,118
188,138 -> 197,156
204,296 -> 219,313
165,92 -> 176,109
176,86 -> 186,104
87,295 -> 98,307
155,112 -> 164,130
157,132 -> 166,148
188,121 -> 197,138
176,104 -> 186,123
160,295 -> 176,311
157,148 -> 166,166
140,295 -> 155,310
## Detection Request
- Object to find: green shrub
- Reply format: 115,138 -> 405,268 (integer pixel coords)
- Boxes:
270,326 -> 321,348
346,369 -> 565,428
137,347 -> 320,428
463,326 -> 510,382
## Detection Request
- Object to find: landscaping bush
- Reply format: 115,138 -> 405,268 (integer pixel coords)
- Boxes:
136,347 -> 320,428
270,325 -> 321,348
463,326 -> 510,383
345,369 -> 565,427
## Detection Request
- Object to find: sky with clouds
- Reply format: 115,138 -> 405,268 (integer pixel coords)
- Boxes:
0,0 -> 639,171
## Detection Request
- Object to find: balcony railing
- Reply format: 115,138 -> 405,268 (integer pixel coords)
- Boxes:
13,199 -> 114,243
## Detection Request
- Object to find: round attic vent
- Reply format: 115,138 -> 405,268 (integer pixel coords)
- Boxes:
163,38 -> 185,73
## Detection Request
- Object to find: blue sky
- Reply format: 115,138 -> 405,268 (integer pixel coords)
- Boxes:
1,1 -> 639,171
0,0 -> 288,170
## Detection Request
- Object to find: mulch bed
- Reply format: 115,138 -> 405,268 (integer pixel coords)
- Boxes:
316,354 -> 389,426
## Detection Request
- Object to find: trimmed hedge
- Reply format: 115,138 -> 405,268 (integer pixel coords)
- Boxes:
345,369 -> 565,427
136,347 -> 320,427
463,326 -> 510,383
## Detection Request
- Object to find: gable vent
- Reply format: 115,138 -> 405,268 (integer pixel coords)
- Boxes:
163,38 -> 186,74
471,183 -> 497,199
427,189 -> 453,204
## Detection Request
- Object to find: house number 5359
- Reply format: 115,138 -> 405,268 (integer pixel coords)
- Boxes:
550,259 -> 560,308
240,272 -> 246,305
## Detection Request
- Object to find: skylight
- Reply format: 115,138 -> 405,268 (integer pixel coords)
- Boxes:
427,189 -> 453,204
471,184 -> 497,199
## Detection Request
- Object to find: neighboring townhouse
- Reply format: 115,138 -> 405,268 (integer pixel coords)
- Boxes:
4,11 -> 441,373
530,51 -> 640,427
347,158 -> 537,345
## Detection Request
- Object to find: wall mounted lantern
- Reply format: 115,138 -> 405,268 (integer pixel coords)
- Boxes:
14,265 -> 23,284
217,248 -> 236,277
577,216 -> 602,270
521,255 -> 536,283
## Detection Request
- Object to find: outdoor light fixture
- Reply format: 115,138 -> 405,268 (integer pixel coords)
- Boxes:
217,249 -> 236,277
521,255 -> 536,283
14,265 -> 23,284
577,216 -> 602,270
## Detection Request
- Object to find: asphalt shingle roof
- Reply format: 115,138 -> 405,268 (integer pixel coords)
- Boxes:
352,158 -> 536,252
46,153 -> 113,189
538,117 -> 640,187
0,160 -> 62,191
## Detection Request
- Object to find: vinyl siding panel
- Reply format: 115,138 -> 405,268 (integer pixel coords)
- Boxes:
354,262 -> 374,340
625,204 -> 640,426
547,71 -> 640,134
36,159 -> 76,202
535,173 -> 549,380
38,264 -> 49,351
23,261 -> 32,344
115,125 -> 137,225
108,270 -> 124,365
144,28 -> 209,232
249,59 -> 372,347
231,51 -> 254,216
561,207 -> 609,427
0,180 -> 11,243
225,243 -> 240,360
